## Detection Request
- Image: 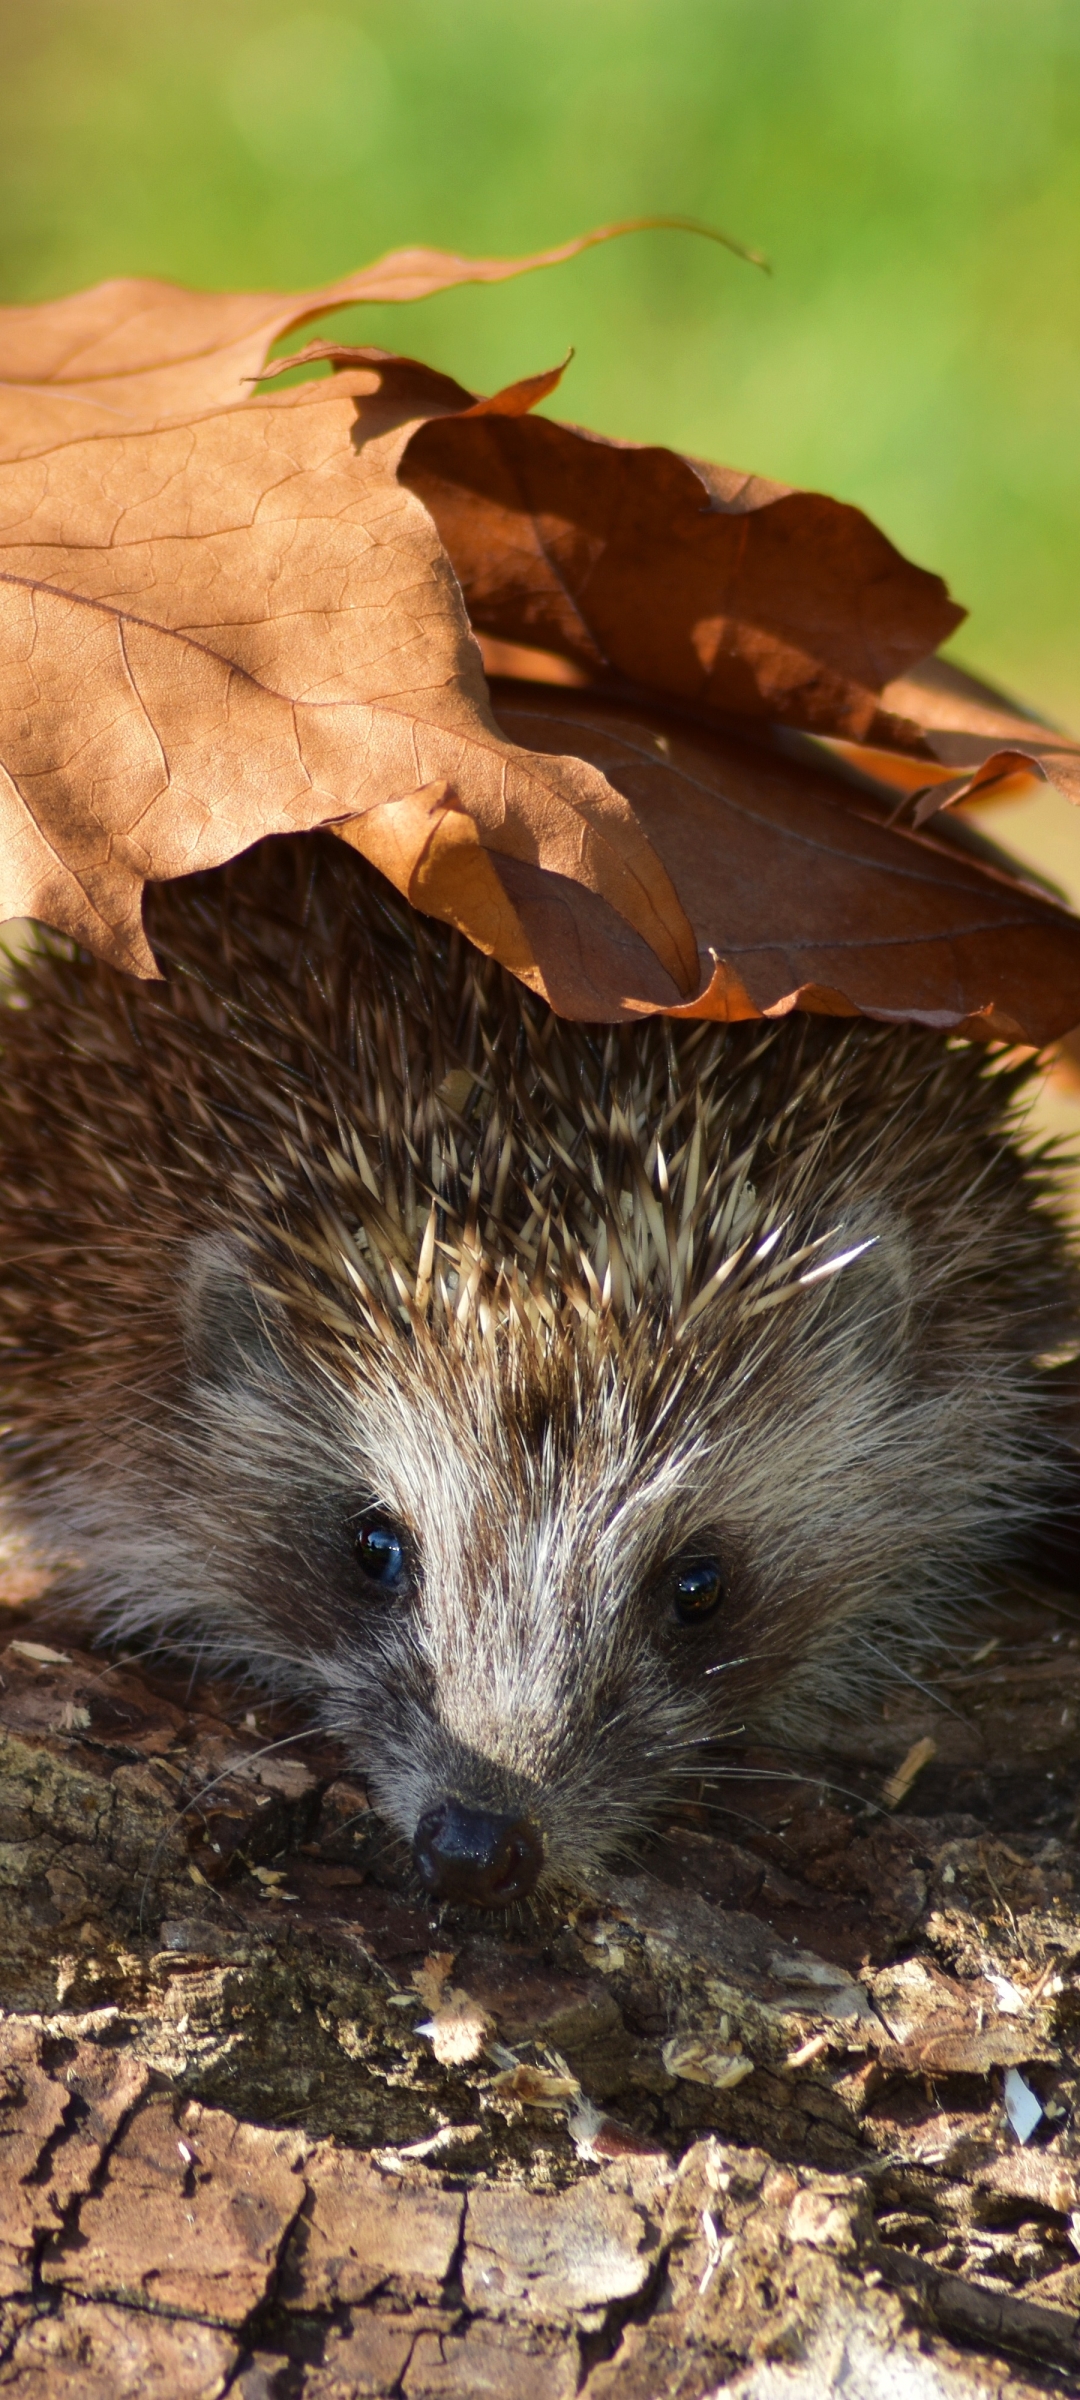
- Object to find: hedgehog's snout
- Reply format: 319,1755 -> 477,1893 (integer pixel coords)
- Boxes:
412,1796 -> 544,1908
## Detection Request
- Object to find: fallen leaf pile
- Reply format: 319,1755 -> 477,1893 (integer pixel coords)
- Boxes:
2,225 -> 1080,1038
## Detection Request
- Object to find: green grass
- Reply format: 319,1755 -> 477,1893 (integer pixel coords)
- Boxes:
1,0 -> 1078,733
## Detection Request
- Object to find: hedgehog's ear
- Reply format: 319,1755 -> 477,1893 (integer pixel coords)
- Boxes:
182,1234 -> 283,1389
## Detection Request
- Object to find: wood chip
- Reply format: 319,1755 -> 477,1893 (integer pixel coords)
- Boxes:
882,1735 -> 937,1809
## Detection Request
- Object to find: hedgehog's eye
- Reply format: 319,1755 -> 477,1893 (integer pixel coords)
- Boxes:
354,1511 -> 409,1590
670,1558 -> 725,1627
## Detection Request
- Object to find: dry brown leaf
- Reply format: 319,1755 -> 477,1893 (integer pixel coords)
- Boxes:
0,231 -> 592,455
823,659 -> 1080,822
0,218 -> 754,460
401,398 -> 962,744
880,655 -> 1080,814
0,357 -> 695,987
3,243 -> 1080,1041
488,682 -> 1080,1040
396,361 -> 1080,853
393,346 -> 1080,836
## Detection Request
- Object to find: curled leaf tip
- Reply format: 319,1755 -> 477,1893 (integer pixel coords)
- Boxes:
617,212 -> 771,275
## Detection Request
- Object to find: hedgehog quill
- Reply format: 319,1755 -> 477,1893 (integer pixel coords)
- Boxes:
0,833 -> 1075,1908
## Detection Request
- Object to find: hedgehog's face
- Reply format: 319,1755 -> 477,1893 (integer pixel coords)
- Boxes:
187,1321 -> 740,1904
164,1229 -> 957,1908
308,1359 -> 743,1906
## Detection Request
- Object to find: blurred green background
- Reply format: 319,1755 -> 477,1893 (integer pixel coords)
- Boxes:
2,0 -> 1078,723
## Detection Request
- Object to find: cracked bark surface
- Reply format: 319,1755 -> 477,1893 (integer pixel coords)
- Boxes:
0,1592 -> 1079,2395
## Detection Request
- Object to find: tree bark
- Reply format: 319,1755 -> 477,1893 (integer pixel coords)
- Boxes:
0,1587 -> 1077,2396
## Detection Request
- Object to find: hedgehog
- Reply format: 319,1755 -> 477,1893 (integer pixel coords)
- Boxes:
0,830 -> 1075,1909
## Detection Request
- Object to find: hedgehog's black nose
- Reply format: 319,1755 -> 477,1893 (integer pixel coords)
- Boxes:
413,1798 -> 543,1907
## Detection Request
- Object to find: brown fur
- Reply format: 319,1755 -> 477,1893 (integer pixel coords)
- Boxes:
0,834 -> 1074,1884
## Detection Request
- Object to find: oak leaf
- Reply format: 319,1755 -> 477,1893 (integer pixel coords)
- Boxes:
0,221 -> 729,458
881,655 -> 1080,814
488,682 -> 1080,1041
0,353 -> 695,986
1,235 -> 1079,1040
401,401 -> 963,744
822,658 -> 1080,820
